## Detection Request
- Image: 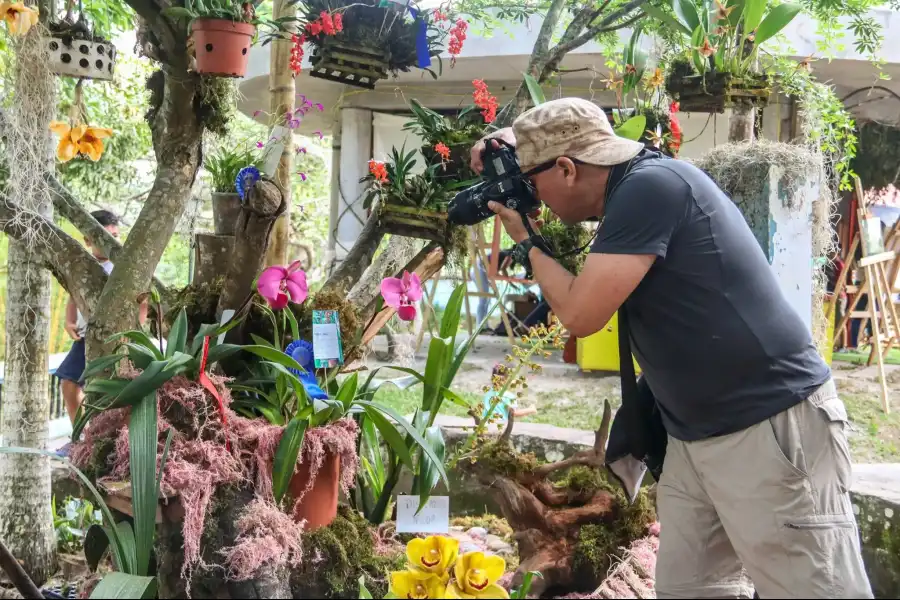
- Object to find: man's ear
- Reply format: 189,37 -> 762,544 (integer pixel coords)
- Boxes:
556,157 -> 578,186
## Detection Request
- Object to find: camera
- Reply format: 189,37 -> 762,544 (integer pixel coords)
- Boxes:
447,140 -> 542,226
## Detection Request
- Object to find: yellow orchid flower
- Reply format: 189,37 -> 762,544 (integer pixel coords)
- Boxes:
390,569 -> 447,599
78,125 -> 113,161
1,2 -> 38,36
407,535 -> 459,577
449,552 -> 509,599
48,121 -> 112,162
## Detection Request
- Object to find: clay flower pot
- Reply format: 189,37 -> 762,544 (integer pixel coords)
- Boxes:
191,19 -> 255,77
211,191 -> 243,235
289,450 -> 340,530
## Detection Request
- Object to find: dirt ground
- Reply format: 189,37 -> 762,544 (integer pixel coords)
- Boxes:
361,334 -> 900,464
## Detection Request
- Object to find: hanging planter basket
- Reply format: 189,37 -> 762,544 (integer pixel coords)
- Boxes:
45,20 -> 117,81
420,142 -> 476,184
191,18 -> 256,77
309,38 -> 389,90
379,202 -> 452,243
665,64 -> 770,114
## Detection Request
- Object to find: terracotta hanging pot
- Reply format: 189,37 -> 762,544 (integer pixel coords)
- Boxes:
288,449 -> 340,530
191,19 -> 255,77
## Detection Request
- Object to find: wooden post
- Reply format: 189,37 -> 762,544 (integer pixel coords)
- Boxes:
265,0 -> 295,267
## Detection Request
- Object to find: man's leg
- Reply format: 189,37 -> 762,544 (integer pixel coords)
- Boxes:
656,436 -> 755,599
56,339 -> 86,426
694,379 -> 872,599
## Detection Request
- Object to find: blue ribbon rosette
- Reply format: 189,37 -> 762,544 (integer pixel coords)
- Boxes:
284,339 -> 328,400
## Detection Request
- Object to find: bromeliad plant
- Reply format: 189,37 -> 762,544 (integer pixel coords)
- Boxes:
361,145 -> 455,211
205,143 -> 265,194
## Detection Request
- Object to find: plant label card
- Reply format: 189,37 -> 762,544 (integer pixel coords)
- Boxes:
312,310 -> 344,369
261,125 -> 290,177
396,496 -> 450,534
218,309 -> 235,345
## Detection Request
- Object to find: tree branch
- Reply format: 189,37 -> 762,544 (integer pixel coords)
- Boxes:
124,0 -> 180,63
0,193 -> 107,317
544,0 -> 648,74
46,174 -> 168,293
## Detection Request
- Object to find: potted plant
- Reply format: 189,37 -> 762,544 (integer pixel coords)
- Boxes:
653,0 -> 801,112
164,1 -> 269,77
403,99 -> 489,183
360,145 -> 455,243
204,144 -> 263,234
228,267 -> 449,529
292,0 -> 464,89
45,10 -> 117,81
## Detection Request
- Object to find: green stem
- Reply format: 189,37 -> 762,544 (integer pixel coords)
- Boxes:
370,458 -> 401,525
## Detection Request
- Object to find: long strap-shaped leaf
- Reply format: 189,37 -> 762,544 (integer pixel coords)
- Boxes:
129,393 -> 157,576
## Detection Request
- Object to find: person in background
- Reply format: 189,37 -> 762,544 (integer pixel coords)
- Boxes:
57,210 -> 147,450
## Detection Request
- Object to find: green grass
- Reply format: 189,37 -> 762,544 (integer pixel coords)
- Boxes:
373,386 -> 480,419
842,392 -> 900,462
833,347 -> 900,366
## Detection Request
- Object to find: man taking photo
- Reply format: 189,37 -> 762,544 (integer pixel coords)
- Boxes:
470,97 -> 870,599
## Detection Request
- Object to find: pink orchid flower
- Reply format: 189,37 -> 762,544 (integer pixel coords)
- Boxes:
257,260 -> 309,310
380,271 -> 423,321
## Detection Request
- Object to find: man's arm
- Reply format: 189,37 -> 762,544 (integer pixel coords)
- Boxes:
139,299 -> 149,326
528,249 -> 655,338
64,297 -> 80,340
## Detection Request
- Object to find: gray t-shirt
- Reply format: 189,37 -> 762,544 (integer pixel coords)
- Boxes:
76,260 -> 114,337
591,154 -> 830,442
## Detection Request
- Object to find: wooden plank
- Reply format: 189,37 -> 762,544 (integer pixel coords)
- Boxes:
859,251 -> 896,267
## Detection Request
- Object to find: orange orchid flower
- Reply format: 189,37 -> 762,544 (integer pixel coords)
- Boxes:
1,2 -> 38,36
696,37 -> 717,58
49,121 -> 113,163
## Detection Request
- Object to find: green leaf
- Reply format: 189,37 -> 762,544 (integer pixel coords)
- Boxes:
622,26 -> 648,95
422,336 -> 452,415
110,355 -> 192,409
129,393 -> 157,576
360,416 -> 385,492
753,2 -> 800,46
362,405 -> 415,472
205,343 -> 243,365
690,25 -> 708,74
166,308 -> 188,357
285,308 -> 301,342
441,387 -> 471,408
243,345 -> 305,372
414,425 -> 446,510
727,0 -> 746,26
440,284 -> 466,341
523,73 -> 545,106
126,343 -> 157,370
81,354 -> 126,380
84,524 -> 109,571
613,115 -> 647,141
742,0 -> 767,34
83,378 -> 129,396
358,576 -> 374,600
674,0 -> 702,33
335,372 -> 359,412
108,521 -> 137,574
89,572 -> 157,599
250,333 -> 276,348
643,4 -> 691,35
107,331 -> 163,359
272,417 -> 309,502
512,572 -> 543,599
157,428 -> 174,493
358,401 -> 449,487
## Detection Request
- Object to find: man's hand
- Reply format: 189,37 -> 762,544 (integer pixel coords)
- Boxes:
64,323 -> 81,341
488,201 -> 543,244
470,127 -> 516,174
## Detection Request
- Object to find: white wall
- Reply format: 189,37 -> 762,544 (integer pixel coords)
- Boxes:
372,113 -> 426,173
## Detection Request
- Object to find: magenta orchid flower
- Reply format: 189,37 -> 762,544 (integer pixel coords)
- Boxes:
257,260 -> 309,310
380,271 -> 423,321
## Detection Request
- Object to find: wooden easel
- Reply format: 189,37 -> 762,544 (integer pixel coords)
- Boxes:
831,177 -> 900,413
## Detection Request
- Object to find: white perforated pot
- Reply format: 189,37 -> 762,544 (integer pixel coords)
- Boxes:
46,35 -> 116,81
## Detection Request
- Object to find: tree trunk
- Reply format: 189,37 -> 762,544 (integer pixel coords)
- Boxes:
0,3 -> 58,584
729,105 -> 755,142
264,0 -> 295,268
86,69 -> 204,360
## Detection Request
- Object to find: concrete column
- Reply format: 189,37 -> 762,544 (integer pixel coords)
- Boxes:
325,115 -> 342,272
328,108 -> 372,268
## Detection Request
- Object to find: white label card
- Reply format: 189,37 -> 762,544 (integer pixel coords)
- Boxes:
396,495 -> 450,534
312,323 -> 341,361
218,309 -> 235,345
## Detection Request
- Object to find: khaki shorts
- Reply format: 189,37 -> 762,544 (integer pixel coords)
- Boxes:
656,379 -> 873,599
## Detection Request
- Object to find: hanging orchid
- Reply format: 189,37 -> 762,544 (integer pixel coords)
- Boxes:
1,2 -> 38,36
49,121 -> 113,163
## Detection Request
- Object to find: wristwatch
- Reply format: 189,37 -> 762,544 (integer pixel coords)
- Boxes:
513,238 -> 536,267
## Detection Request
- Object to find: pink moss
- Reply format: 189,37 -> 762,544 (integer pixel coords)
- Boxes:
221,497 -> 304,581
70,369 -> 360,583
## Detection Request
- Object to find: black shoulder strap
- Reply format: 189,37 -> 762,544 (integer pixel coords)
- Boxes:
618,304 -> 639,407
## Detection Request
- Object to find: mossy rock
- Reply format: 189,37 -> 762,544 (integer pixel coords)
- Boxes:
572,486 -> 656,586
291,506 -> 406,599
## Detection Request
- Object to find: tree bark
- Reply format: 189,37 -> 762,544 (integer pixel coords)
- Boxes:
86,67 -> 204,360
0,3 -> 57,581
728,104 -> 755,142
264,0 -> 295,268
320,212 -> 386,297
